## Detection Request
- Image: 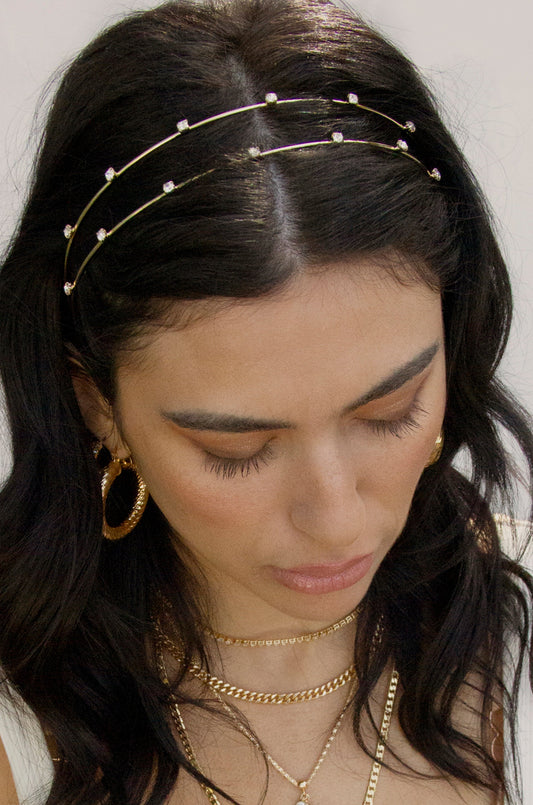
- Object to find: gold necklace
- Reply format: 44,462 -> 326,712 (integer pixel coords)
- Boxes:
211,682 -> 355,804
212,670 -> 399,804
156,623 -> 356,704
159,632 -> 399,805
363,667 -> 399,804
187,660 -> 356,704
157,645 -> 221,805
204,608 -> 359,647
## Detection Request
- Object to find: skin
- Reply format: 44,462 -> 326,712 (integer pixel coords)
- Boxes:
69,258 -> 501,804
0,742 -> 17,805
87,259 -> 447,638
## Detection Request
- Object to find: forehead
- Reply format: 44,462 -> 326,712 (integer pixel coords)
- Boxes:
116,262 -> 442,414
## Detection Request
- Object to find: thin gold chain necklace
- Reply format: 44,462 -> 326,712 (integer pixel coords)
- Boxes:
157,633 -> 398,804
157,594 -> 358,649
204,608 -> 359,647
156,623 -> 356,704
211,681 -> 356,804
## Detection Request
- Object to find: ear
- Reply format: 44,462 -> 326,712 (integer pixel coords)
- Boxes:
71,365 -> 129,459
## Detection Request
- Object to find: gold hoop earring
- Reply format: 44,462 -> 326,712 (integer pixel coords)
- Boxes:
426,432 -> 444,467
101,455 -> 149,541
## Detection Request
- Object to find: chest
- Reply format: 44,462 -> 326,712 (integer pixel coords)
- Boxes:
165,706 -> 498,805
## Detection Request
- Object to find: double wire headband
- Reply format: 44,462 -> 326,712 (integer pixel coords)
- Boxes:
62,92 -> 441,296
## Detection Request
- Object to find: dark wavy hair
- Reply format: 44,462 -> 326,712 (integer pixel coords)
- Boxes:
0,0 -> 532,802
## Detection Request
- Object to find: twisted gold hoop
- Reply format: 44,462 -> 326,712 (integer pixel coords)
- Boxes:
101,456 -> 148,540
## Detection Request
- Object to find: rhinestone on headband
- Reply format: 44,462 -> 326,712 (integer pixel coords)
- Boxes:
62,92 -> 441,296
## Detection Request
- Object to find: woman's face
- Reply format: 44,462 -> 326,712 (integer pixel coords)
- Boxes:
103,260 -> 446,634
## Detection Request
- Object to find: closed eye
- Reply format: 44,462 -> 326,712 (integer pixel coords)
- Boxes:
364,399 -> 428,438
204,441 -> 275,479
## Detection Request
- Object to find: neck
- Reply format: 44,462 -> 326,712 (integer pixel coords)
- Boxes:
156,587 -> 361,694
202,614 -> 358,695
205,607 -> 359,646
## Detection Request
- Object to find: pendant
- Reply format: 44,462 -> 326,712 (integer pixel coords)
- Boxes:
296,782 -> 311,804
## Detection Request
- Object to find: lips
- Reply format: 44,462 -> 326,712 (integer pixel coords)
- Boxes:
269,552 -> 374,594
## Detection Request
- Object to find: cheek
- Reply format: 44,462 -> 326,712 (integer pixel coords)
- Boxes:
398,426 -> 441,480
407,430 -> 438,474
135,443 -> 274,533
359,423 -> 442,519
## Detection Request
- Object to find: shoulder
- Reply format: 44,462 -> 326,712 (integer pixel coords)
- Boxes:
0,680 -> 53,804
0,736 -> 18,805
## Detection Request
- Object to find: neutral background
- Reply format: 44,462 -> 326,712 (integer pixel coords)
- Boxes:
1,0 -> 532,501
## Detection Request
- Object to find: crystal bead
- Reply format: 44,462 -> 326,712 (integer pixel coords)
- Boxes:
63,224 -> 74,239
265,92 -> 278,104
96,228 -> 108,242
248,146 -> 261,157
347,92 -> 359,105
429,167 -> 441,181
331,131 -> 344,143
105,167 -> 116,182
404,120 -> 416,133
396,139 -> 408,151
163,180 -> 176,194
63,282 -> 74,296
177,119 -> 190,132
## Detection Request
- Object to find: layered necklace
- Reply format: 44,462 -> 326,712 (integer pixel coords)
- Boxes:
154,610 -> 399,805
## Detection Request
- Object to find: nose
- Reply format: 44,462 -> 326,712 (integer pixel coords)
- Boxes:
288,445 -> 366,550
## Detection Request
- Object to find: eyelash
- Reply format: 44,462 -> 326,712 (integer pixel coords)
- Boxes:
204,399 -> 428,479
204,442 -> 275,480
367,399 -> 427,438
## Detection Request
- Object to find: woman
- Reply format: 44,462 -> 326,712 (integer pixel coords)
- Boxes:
0,0 -> 531,802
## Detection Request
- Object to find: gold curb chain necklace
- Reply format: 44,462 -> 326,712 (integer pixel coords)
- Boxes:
187,660 -> 356,704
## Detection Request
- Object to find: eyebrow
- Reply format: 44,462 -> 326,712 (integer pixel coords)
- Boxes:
161,341 -> 441,433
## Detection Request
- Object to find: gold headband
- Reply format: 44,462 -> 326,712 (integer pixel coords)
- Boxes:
62,92 -> 441,296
